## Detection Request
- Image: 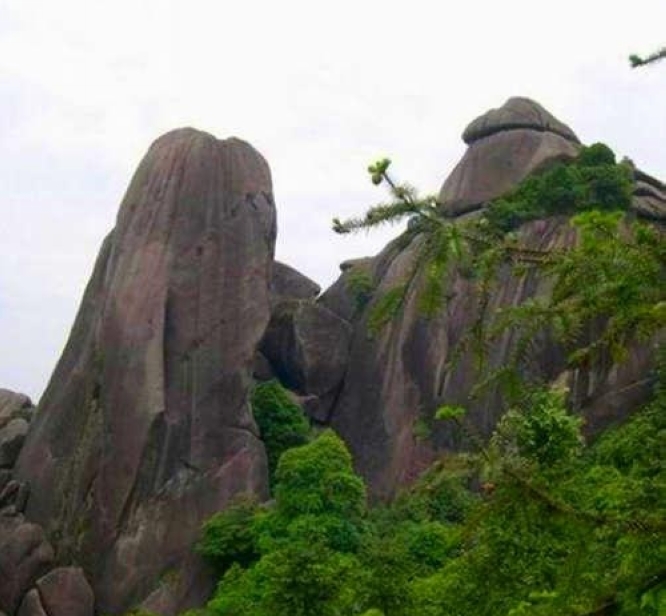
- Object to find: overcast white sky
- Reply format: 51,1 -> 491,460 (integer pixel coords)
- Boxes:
1,0 -> 664,400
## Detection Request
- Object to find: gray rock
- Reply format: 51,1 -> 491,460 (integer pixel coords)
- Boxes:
327,106 -> 662,498
17,590 -> 48,616
253,351 -> 276,382
14,128 -> 275,614
36,567 -> 94,616
439,127 -> 580,216
0,515 -> 54,614
261,300 -> 352,418
319,257 -> 375,323
0,389 -> 33,430
632,179 -> 666,220
0,418 -> 29,468
0,479 -> 30,513
462,96 -> 579,145
271,261 -> 320,303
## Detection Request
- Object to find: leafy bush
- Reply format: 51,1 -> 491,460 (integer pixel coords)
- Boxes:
492,388 -> 583,467
274,429 -> 366,521
208,431 -> 369,616
346,266 -> 375,310
251,380 -> 310,482
485,142 -> 633,232
196,493 -> 260,574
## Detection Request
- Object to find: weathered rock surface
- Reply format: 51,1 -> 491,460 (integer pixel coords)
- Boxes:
326,99 -> 662,499
34,567 -> 94,616
17,590 -> 47,616
439,97 -> 581,216
0,418 -> 29,468
14,128 -> 276,614
271,261 -> 320,303
461,96 -> 579,145
0,389 -> 33,430
261,300 -> 352,420
0,515 -> 54,614
632,177 -> 666,220
319,257 -> 374,323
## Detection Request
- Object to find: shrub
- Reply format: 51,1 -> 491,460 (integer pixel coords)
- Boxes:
346,267 -> 375,310
493,389 -> 583,467
251,380 -> 310,482
485,142 -> 633,232
196,493 -> 260,574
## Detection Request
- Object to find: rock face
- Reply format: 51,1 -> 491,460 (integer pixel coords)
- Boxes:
0,389 -> 34,430
18,568 -> 95,616
324,98 -> 661,499
271,261 -> 320,303
0,418 -> 29,468
631,168 -> 666,220
261,300 -> 352,421
36,568 -> 94,616
17,590 -> 48,616
8,97 -> 663,613
439,97 -> 581,216
0,515 -> 54,614
14,128 -> 276,613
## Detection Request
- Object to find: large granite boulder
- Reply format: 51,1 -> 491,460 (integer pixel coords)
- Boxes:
17,590 -> 47,616
261,300 -> 352,421
29,567 -> 94,616
631,169 -> 666,220
0,389 -> 33,430
439,97 -> 581,216
15,128 -> 276,614
0,418 -> 29,468
271,261 -> 320,303
0,515 -> 54,614
325,99 -> 660,499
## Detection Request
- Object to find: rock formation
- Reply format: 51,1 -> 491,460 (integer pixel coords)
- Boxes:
13,128 -> 277,614
260,300 -> 352,422
4,97 -> 663,614
439,97 -> 581,216
18,568 -> 94,616
323,97 -> 663,498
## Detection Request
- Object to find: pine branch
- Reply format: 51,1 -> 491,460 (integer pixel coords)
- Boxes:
629,47 -> 666,67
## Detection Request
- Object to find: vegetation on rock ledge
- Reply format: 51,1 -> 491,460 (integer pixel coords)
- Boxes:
178,141 -> 666,616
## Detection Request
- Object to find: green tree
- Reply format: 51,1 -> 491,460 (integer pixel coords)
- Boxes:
251,379 -> 310,483
196,493 -> 260,574
208,431 -> 369,616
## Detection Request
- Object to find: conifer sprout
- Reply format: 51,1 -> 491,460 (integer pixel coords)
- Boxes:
629,46 -> 666,67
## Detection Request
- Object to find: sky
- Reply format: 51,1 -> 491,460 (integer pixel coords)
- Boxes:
0,0 -> 664,400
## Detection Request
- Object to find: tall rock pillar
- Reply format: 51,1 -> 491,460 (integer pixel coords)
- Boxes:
15,128 -> 276,613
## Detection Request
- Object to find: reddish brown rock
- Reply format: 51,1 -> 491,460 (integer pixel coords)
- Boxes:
326,99 -> 661,499
0,515 -> 54,614
328,217 -> 658,498
632,179 -> 666,220
261,300 -> 352,419
17,590 -> 48,616
461,96 -> 579,144
14,128 -> 276,614
0,418 -> 29,468
0,389 -> 33,430
271,261 -> 320,303
439,97 -> 580,216
36,567 -> 94,616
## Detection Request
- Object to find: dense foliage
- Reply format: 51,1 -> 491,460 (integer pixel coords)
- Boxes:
485,143 -> 632,232
251,379 -> 310,482
178,141 -> 666,616
206,430 -> 367,616
193,385 -> 665,616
